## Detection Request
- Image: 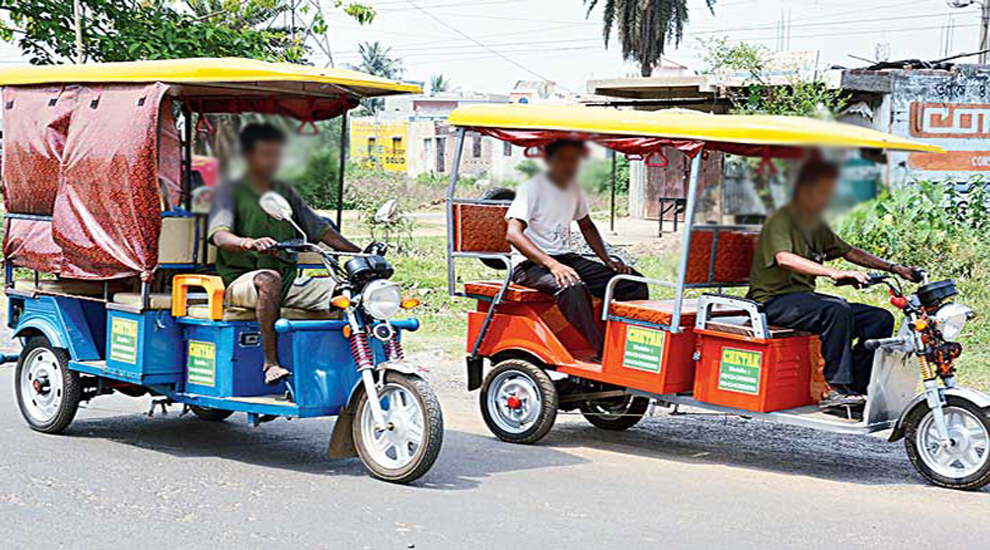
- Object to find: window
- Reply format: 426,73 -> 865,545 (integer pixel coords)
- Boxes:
436,137 -> 446,173
423,138 -> 434,170
366,137 -> 377,157
503,141 -> 513,157
472,135 -> 482,158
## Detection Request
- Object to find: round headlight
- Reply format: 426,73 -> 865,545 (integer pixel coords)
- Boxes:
362,280 -> 402,319
934,303 -> 972,342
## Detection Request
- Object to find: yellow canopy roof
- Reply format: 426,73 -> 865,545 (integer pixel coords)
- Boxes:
449,104 -> 943,154
0,57 -> 421,98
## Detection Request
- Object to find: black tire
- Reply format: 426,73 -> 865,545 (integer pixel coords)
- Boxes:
352,373 -> 444,484
479,187 -> 516,270
579,395 -> 650,431
904,396 -> 990,490
189,406 -> 235,422
480,359 -> 557,444
14,336 -> 81,434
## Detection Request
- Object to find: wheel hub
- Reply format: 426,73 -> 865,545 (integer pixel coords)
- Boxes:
506,395 -> 522,410
486,369 -> 542,435
19,348 -> 64,424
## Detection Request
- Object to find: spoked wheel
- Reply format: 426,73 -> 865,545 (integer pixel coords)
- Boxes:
353,373 -> 443,484
14,336 -> 81,434
579,395 -> 650,431
188,406 -> 235,422
480,359 -> 557,444
904,396 -> 990,490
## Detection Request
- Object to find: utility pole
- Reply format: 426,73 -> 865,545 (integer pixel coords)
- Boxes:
73,0 -> 84,63
981,1 -> 990,63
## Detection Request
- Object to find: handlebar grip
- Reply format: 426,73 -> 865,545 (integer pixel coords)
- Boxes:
833,278 -> 857,287
864,337 -> 905,351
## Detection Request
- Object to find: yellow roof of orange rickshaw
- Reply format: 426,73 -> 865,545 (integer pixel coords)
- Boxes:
0,57 -> 421,97
448,104 -> 944,154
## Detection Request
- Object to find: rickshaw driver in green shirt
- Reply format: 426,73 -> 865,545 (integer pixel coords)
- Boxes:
747,160 -> 920,409
208,123 -> 361,385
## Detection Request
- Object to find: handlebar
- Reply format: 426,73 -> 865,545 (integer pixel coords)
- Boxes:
833,272 -> 888,289
864,336 -> 909,351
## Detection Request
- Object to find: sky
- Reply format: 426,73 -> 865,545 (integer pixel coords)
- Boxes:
0,0 -> 984,94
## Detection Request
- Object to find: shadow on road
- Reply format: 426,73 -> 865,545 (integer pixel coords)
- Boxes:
67,412 -> 588,490
544,411 -> 990,492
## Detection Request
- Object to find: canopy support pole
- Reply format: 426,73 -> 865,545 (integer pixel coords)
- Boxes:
181,103 -> 193,212
609,151 -> 617,233
446,128 -> 467,296
670,153 -> 702,333
335,110 -> 348,230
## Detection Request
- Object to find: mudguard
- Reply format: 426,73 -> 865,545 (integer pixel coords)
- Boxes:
888,387 -> 990,442
12,318 -> 67,349
327,361 -> 429,458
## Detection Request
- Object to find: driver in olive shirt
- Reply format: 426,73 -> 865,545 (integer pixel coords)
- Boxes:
747,160 -> 920,409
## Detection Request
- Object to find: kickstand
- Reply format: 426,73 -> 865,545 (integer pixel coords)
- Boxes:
147,398 -> 172,417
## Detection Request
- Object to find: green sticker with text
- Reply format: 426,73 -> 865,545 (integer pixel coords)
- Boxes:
187,341 -> 216,387
622,326 -> 666,373
109,317 -> 138,364
718,347 -> 763,395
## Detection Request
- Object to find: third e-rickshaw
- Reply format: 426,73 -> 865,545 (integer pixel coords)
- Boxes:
444,103 -> 990,490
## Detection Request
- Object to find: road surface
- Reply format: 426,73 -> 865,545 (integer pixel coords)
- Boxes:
0,354 -> 988,549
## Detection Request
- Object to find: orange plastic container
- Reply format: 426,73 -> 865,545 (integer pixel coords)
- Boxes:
693,329 -> 819,413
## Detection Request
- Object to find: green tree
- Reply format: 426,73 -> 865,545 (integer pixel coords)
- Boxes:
584,0 -> 715,77
429,74 -> 450,95
350,41 -> 404,115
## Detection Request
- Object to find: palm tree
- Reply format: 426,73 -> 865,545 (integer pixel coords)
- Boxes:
429,74 -> 451,95
350,41 -> 404,114
585,0 -> 715,77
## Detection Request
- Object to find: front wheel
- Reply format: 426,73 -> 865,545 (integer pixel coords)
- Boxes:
352,373 -> 443,484
904,396 -> 990,490
480,359 -> 558,444
14,336 -> 81,434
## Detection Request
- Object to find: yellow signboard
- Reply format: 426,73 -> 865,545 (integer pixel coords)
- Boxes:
349,119 -> 408,173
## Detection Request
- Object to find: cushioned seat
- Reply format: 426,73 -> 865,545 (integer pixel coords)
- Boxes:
113,292 -> 174,310
14,279 -> 128,297
186,304 -> 340,321
464,281 -> 553,303
608,299 -> 699,327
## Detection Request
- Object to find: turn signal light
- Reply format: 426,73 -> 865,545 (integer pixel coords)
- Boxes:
890,296 -> 908,309
331,296 -> 351,309
401,298 -> 421,310
913,319 -> 929,331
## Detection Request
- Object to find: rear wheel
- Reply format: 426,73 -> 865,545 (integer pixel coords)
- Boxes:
579,395 -> 650,431
480,359 -> 557,444
353,373 -> 444,484
189,406 -> 235,422
14,336 -> 81,434
904,396 -> 990,490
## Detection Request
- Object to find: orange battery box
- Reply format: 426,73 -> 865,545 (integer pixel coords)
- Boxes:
600,322 -> 696,395
693,329 -> 820,413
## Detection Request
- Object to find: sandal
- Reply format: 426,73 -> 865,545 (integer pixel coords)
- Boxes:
264,365 -> 291,385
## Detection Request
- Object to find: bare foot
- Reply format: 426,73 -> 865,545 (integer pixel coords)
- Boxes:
264,365 -> 291,385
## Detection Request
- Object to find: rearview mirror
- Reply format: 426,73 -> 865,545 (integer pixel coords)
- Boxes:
260,192 -> 293,221
374,199 -> 398,224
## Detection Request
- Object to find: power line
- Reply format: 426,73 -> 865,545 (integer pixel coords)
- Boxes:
400,0 -> 574,91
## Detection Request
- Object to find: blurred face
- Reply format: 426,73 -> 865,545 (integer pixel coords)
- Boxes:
244,139 -> 283,182
795,174 -> 838,218
545,143 -> 585,187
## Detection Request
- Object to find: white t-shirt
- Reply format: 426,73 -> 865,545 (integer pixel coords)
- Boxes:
505,174 -> 589,264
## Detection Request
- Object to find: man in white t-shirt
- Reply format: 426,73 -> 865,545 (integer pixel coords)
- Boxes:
505,139 -> 648,356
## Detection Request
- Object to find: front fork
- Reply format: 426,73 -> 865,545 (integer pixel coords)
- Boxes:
917,343 -> 955,443
348,312 -> 406,430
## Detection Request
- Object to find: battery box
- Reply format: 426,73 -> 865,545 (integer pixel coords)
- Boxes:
693,328 -> 821,413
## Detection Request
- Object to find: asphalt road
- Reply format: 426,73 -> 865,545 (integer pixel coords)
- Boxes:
1,354 -> 989,549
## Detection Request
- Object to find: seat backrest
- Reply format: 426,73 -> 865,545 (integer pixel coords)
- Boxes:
685,226 -> 760,286
451,202 -> 511,254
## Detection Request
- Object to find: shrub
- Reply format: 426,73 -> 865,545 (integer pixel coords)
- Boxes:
515,160 -> 540,178
580,156 -> 630,195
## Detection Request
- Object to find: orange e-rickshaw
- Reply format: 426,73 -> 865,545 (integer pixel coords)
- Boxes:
445,104 -> 990,490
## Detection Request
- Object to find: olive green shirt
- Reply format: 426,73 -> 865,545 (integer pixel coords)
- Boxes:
207,180 -> 331,300
746,204 -> 852,303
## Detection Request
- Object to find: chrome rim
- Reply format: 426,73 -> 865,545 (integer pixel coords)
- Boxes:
917,406 -> 989,479
19,348 -> 64,425
486,369 -> 541,435
359,384 -> 425,470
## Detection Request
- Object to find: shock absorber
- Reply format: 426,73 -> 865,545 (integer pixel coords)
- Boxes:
350,330 -> 375,370
918,355 -> 936,381
385,335 -> 405,362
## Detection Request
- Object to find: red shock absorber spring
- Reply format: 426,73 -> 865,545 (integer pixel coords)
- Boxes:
385,335 -> 405,361
350,331 -> 375,370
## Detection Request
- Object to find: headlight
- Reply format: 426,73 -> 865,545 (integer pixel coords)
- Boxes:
362,279 -> 402,319
933,303 -> 972,342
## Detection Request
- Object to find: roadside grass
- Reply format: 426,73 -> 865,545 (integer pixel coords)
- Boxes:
394,234 -> 990,393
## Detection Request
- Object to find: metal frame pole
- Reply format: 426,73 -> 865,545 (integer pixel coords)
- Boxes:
336,110 -> 348,229
609,150 -> 617,233
445,128 -> 467,296
181,103 -> 193,211
669,154 -> 703,333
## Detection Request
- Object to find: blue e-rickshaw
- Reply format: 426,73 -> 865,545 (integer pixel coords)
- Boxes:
0,58 -> 442,484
